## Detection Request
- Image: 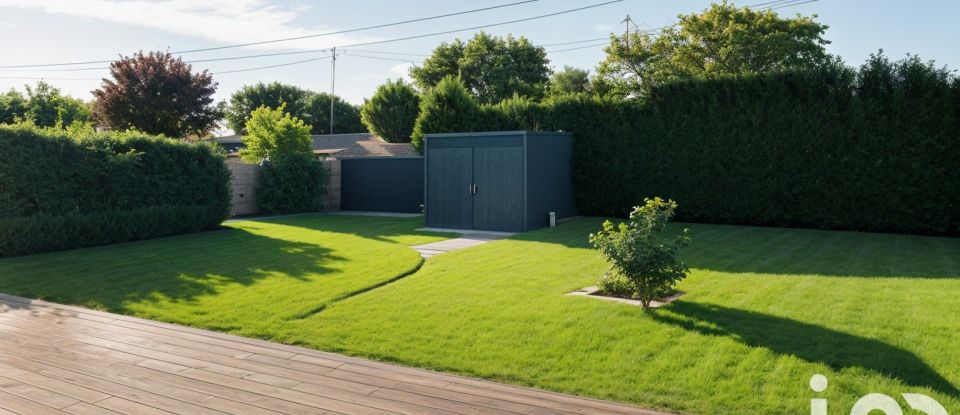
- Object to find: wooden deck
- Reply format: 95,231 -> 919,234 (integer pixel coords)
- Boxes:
0,294 -> 668,415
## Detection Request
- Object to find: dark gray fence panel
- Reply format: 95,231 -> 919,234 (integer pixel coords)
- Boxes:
339,157 -> 424,213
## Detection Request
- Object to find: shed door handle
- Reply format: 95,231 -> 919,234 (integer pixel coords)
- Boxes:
468,184 -> 478,195
474,184 -> 478,194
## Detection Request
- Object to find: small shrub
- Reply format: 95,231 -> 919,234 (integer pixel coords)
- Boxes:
596,272 -> 634,299
256,153 -> 328,214
589,198 -> 691,308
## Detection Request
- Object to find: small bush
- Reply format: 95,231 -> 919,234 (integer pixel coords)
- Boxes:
589,198 -> 691,309
361,79 -> 420,143
256,153 -> 328,214
596,272 -> 634,299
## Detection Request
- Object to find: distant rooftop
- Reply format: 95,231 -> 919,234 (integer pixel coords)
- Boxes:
214,133 -> 419,158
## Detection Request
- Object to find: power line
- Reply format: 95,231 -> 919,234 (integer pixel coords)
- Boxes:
317,0 -> 625,50
0,66 -> 108,72
174,0 -> 540,54
212,56 -> 331,75
747,0 -> 797,7
0,0 -> 621,69
539,37 -> 609,47
0,76 -> 100,81
748,0 -> 820,9
341,53 -> 418,64
546,42 -> 610,54
340,49 -> 431,57
186,50 -> 329,64
770,0 -> 820,10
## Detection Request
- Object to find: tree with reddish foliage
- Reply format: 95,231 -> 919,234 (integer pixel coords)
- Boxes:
91,51 -> 221,139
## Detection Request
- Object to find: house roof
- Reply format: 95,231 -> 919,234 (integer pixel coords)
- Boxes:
213,133 -> 419,158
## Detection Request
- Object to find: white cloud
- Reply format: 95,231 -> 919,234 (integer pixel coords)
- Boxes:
0,0 -> 378,50
389,62 -> 413,81
0,21 -> 19,28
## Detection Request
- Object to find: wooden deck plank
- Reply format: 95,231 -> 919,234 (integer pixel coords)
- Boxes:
0,375 -> 79,409
0,361 -> 110,403
0,338 -> 338,415
95,397 -> 176,415
62,402 -> 125,415
0,294 -> 670,415
0,388 -> 68,415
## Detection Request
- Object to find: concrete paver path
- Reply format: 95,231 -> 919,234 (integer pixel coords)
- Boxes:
412,230 -> 513,258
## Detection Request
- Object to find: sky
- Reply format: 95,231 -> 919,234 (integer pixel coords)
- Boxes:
1,0 -> 958,109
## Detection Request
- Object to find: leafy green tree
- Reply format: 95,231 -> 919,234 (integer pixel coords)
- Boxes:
408,40 -> 464,91
595,2 -> 832,98
239,104 -> 313,162
589,198 -> 691,309
91,51 -> 220,138
225,82 -> 310,134
0,89 -> 27,124
360,79 -> 420,143
411,32 -> 550,103
301,92 -> 366,135
411,76 -> 481,151
547,66 -> 592,97
225,83 -> 365,135
241,105 -> 327,214
22,82 -> 90,128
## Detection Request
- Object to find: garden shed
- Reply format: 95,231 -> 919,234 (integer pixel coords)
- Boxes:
424,131 -> 576,232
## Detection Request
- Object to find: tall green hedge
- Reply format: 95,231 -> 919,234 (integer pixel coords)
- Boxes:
415,57 -> 960,235
0,125 -> 231,256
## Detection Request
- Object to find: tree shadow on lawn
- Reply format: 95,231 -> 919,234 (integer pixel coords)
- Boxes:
0,227 -> 344,312
652,302 -> 960,397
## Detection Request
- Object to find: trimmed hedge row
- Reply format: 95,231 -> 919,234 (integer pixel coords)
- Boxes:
0,125 -> 231,257
417,58 -> 960,235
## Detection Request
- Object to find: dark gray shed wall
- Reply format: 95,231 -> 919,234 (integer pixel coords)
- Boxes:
525,132 -> 577,229
424,131 -> 575,232
340,157 -> 424,213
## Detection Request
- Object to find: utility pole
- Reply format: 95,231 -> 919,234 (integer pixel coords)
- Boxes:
329,47 -> 336,135
621,14 -> 636,46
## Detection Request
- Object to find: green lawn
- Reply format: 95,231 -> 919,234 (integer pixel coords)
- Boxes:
0,214 -> 451,338
1,215 -> 959,414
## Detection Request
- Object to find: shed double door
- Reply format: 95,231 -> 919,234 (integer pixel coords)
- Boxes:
427,146 -> 523,231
